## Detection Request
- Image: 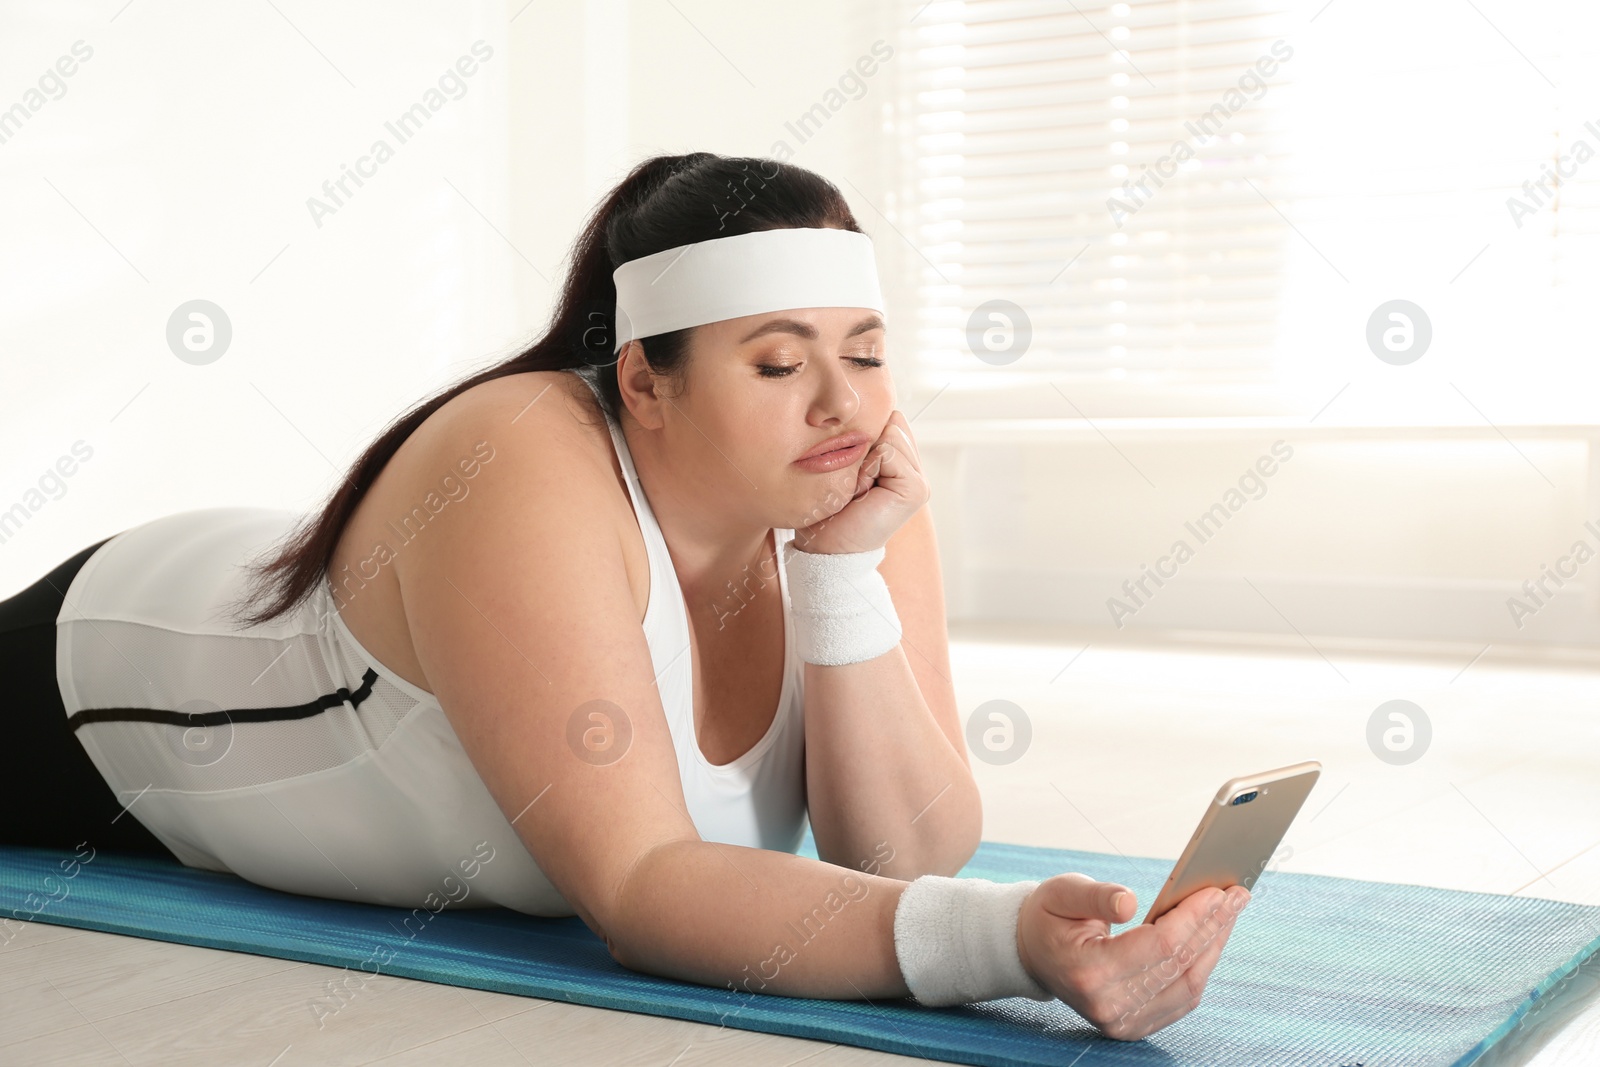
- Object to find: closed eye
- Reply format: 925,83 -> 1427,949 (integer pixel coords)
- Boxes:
758,356 -> 884,379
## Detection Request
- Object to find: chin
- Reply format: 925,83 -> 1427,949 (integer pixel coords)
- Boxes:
786,483 -> 854,528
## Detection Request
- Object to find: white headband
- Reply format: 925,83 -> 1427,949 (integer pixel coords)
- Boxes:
610,227 -> 884,354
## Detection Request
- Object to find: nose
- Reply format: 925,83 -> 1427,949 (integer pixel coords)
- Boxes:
809,358 -> 862,425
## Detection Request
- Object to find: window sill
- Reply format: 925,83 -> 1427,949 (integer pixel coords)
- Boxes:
909,416 -> 1600,446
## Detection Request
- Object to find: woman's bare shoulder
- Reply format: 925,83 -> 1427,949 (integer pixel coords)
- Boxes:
385,366 -> 643,598
401,369 -> 622,490
434,369 -> 606,445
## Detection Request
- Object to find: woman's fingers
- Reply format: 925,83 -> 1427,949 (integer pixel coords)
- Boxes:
1018,876 -> 1251,1041
1034,872 -> 1131,927
796,410 -> 933,553
1109,912 -> 1238,1040
886,409 -> 923,468
1169,888 -> 1246,999
853,413 -> 928,509
851,418 -> 895,496
1021,876 -> 1250,1040
1099,887 -> 1246,1040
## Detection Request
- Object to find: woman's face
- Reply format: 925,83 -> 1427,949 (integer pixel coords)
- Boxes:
672,305 -> 892,530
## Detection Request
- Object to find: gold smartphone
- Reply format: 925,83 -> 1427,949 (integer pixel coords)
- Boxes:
1140,760 -> 1321,925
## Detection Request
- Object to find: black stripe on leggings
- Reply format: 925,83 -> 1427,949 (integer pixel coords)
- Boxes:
65,667 -> 380,731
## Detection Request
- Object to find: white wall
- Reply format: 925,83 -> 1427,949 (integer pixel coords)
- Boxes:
503,0 -> 902,339
934,436 -> 1598,647
1,0 -> 518,590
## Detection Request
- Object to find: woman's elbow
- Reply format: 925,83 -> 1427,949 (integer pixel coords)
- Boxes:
893,817 -> 982,879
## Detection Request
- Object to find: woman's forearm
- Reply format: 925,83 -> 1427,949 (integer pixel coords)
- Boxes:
801,644 -> 984,880
607,838 -> 913,1001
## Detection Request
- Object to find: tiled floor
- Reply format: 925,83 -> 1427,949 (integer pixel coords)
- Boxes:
3,626 -> 1598,1065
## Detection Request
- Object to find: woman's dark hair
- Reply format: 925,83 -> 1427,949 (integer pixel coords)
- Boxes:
227,152 -> 865,628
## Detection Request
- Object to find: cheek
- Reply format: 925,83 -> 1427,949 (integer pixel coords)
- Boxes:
860,398 -> 894,441
857,378 -> 894,420
741,396 -> 805,457
710,401 -> 795,481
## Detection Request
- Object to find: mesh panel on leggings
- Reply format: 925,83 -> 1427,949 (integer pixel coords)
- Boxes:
61,611 -> 423,794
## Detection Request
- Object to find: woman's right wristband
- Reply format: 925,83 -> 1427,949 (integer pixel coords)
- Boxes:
781,540 -> 902,666
891,874 -> 1054,1007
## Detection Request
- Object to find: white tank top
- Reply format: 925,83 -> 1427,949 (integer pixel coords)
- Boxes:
55,368 -> 809,916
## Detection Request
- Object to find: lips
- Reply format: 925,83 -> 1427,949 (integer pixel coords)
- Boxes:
797,431 -> 871,462
793,432 -> 872,474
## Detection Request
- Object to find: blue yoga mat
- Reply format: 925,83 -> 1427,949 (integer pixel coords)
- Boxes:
3,832 -> 1597,1067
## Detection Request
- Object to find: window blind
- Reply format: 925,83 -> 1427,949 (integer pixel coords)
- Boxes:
890,0 -> 1300,406
889,0 -> 1600,422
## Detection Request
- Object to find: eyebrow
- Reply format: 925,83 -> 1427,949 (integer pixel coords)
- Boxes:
737,314 -> 886,344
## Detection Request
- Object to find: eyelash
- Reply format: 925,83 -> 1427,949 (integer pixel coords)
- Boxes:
758,356 -> 885,379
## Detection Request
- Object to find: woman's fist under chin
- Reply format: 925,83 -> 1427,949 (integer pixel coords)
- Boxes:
793,410 -> 929,555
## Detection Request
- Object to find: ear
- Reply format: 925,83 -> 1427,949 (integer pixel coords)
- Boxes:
616,341 -> 667,430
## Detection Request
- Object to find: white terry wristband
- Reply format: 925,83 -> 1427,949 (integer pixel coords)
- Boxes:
781,540 -> 902,666
892,875 -> 1054,1007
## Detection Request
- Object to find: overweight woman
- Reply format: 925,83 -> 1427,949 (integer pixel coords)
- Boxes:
0,152 -> 1247,1041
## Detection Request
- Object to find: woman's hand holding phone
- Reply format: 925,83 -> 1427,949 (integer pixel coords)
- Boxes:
1014,873 -> 1250,1041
